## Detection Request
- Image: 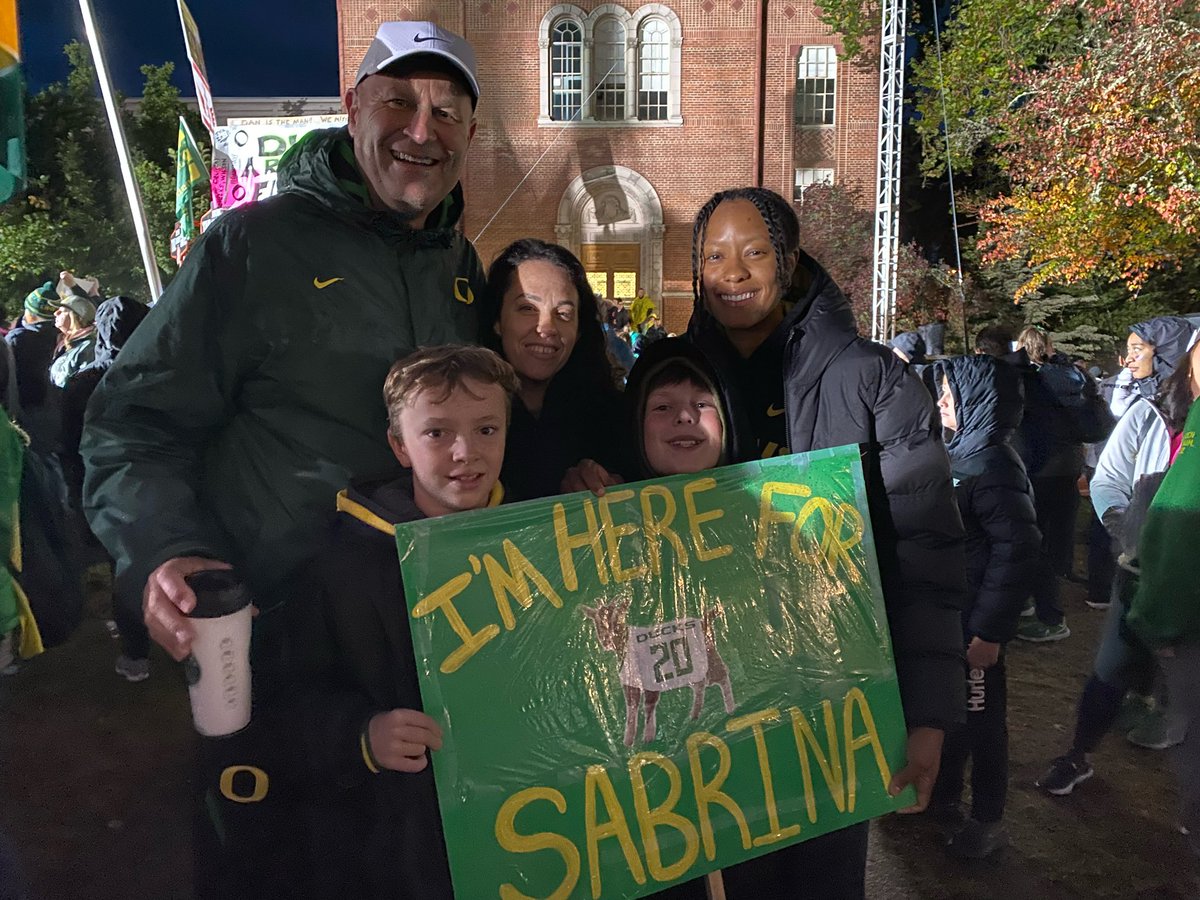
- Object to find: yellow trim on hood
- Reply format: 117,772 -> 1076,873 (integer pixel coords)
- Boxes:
335,480 -> 505,534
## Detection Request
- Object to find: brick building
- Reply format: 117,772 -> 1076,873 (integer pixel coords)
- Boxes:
337,0 -> 876,332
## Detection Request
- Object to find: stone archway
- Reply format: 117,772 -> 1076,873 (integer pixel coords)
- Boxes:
555,166 -> 664,300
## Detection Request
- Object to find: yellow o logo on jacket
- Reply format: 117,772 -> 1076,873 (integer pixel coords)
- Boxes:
454,277 -> 474,305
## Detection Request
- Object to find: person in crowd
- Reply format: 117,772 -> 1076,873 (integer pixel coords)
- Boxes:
602,300 -> 635,378
1081,347 -> 1127,612
930,354 -> 1041,859
48,294 -> 97,390
80,21 -> 486,899
974,324 -> 1015,360
1038,325 -> 1198,796
632,311 -> 668,356
641,187 -> 967,898
55,297 -> 150,681
1126,335 -> 1200,872
630,286 -> 657,331
5,283 -> 60,449
889,330 -> 927,365
484,238 -> 630,500
1002,326 -> 1083,642
288,345 -> 516,898
1113,316 -> 1195,417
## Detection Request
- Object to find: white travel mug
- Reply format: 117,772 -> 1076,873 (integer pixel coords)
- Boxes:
183,570 -> 253,737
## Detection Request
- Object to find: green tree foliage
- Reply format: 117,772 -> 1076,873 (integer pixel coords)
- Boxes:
908,0 -> 1080,183
0,43 -> 208,317
812,0 -> 882,63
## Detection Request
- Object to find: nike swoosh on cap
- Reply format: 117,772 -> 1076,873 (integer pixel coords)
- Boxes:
413,34 -> 445,43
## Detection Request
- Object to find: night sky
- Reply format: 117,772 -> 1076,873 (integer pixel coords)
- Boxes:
20,0 -> 340,98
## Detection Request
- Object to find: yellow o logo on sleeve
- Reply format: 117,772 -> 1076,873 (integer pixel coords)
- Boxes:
454,277 -> 475,305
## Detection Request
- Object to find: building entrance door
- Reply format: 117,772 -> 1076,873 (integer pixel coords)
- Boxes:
580,243 -> 639,302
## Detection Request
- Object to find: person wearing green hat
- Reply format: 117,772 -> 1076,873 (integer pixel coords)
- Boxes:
6,282 -> 62,448
48,294 -> 97,389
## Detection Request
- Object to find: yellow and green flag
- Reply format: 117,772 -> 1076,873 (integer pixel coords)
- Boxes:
0,0 -> 26,204
173,116 -> 209,262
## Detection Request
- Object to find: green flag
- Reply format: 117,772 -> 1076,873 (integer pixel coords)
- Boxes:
173,115 -> 208,261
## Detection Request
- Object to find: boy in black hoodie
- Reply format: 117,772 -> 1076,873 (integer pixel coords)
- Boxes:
288,345 -> 519,899
930,354 -> 1042,858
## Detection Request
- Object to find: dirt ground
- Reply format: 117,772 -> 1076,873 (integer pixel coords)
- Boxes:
1,568 -> 1197,899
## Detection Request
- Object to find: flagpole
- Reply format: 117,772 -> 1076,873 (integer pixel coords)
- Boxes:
78,0 -> 163,301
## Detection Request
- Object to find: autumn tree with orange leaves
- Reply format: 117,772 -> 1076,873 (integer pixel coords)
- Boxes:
979,0 -> 1200,298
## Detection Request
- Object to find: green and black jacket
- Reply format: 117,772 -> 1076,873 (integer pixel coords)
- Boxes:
81,127 -> 486,612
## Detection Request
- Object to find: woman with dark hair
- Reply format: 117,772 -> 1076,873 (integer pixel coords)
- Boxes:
484,238 -> 631,500
684,187 -> 967,898
1038,327 -> 1198,796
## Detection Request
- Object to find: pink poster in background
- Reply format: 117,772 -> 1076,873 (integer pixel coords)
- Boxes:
209,115 -> 345,212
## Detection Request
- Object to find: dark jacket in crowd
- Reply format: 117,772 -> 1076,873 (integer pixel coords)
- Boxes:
888,331 -> 927,364
287,471 -> 502,899
1001,348 -> 1096,478
60,297 -> 149,506
5,319 -> 60,449
938,355 -> 1042,643
501,373 -> 631,501
624,337 -> 754,479
687,252 -> 968,731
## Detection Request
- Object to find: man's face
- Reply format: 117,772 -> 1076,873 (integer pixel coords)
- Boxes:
1125,332 -> 1155,380
346,69 -> 476,226
700,199 -> 792,354
642,380 -> 724,476
389,378 -> 506,518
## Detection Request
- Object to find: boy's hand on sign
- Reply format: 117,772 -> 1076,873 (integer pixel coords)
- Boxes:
143,556 -> 233,661
368,709 -> 444,773
561,458 -> 623,496
889,726 -> 944,813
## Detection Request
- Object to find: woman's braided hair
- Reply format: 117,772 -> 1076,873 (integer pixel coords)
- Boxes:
691,187 -> 801,310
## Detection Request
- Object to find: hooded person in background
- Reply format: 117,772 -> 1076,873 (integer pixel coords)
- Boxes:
81,21 -> 486,900
889,330 -> 927,365
1114,316 -> 1196,418
931,354 -> 1041,859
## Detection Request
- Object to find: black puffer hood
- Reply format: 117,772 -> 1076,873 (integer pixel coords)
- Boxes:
936,354 -> 1023,463
888,331 -> 927,364
82,296 -> 148,372
625,337 -> 754,479
1130,316 -> 1196,381
276,126 -> 467,236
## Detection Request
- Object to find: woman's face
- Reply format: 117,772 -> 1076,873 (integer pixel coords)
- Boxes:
699,199 -> 789,347
54,307 -> 73,334
938,376 -> 957,431
1125,332 -> 1155,380
495,259 -> 580,386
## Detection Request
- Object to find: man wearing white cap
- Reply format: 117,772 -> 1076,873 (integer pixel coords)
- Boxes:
82,21 -> 485,899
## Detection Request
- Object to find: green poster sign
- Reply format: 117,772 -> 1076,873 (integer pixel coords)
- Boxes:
396,445 -> 913,900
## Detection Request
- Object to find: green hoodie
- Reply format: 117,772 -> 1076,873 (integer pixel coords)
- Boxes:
81,127 -> 485,612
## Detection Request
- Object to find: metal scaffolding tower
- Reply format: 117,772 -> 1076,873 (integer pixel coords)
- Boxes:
870,0 -> 907,343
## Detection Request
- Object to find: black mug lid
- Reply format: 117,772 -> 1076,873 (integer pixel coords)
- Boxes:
185,569 -> 251,619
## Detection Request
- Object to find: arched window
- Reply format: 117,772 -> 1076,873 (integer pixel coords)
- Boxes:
637,18 -> 670,121
795,46 -> 837,126
550,19 -> 583,121
593,17 -> 626,121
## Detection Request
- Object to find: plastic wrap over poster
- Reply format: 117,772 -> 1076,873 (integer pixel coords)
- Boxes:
210,115 -> 345,211
396,446 -> 913,899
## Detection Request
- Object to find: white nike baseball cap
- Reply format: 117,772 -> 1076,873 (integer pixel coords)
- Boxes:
353,21 -> 480,102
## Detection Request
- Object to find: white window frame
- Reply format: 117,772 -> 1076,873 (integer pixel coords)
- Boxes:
794,167 -> 834,201
538,3 -> 683,126
795,45 -> 837,128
